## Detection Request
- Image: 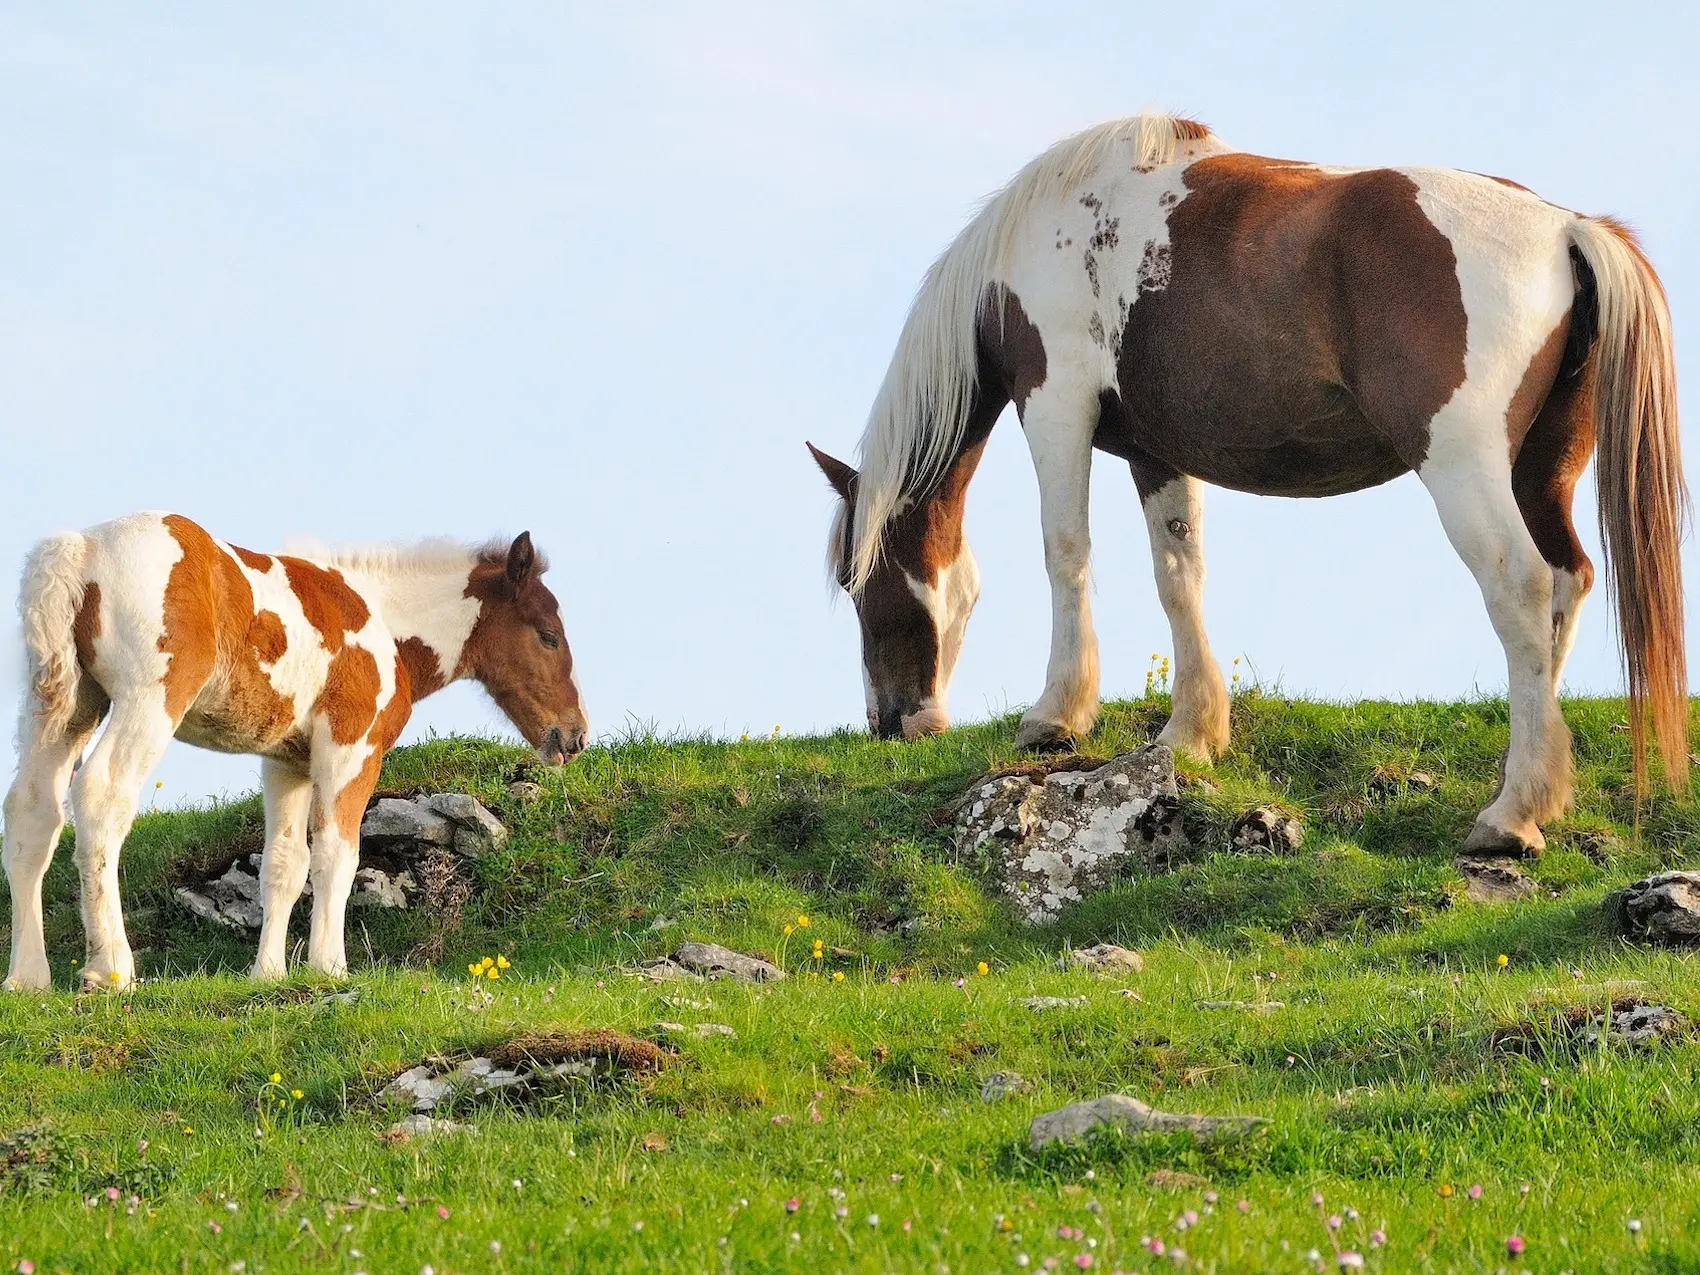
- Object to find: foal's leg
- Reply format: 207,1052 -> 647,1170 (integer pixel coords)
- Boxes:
304,747 -> 379,978
4,696 -> 104,990
68,696 -> 176,989
1511,362 -> 1596,692
1131,460 -> 1231,759
1421,437 -> 1569,857
1016,381 -> 1102,750
252,758 -> 314,980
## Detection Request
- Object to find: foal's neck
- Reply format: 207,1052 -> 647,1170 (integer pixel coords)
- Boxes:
356,562 -> 484,701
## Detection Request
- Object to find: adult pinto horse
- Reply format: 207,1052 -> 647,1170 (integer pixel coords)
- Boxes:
811,113 -> 1685,859
4,512 -> 588,990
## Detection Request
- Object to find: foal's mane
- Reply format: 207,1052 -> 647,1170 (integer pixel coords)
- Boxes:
841,113 -> 1215,592
293,538 -> 549,579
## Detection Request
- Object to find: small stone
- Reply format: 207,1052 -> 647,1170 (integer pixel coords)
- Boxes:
1228,807 -> 1304,854
980,1071 -> 1032,1103
1056,943 -> 1143,973
1608,871 -> 1700,943
1455,855 -> 1539,904
1029,1094 -> 1269,1150
506,781 -> 544,803
361,798 -> 455,846
671,941 -> 786,983
1017,996 -> 1088,1011
1408,771 -> 1438,791
352,866 -> 412,909
1586,1003 -> 1687,1047
634,959 -> 706,983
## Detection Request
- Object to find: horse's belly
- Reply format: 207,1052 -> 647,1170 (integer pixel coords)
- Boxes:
1160,429 -> 1410,497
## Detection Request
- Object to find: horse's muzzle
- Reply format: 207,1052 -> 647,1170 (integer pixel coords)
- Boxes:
538,723 -> 589,766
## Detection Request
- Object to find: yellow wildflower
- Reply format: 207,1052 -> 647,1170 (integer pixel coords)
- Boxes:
486,966 -> 500,980
480,956 -> 494,970
832,971 -> 845,983
290,1089 -> 303,1100
269,1072 -> 281,1085
1438,1183 -> 1454,1198
496,955 -> 511,969
797,915 -> 810,928
469,963 -> 481,976
783,925 -> 794,936
1497,953 -> 1510,968
977,961 -> 990,977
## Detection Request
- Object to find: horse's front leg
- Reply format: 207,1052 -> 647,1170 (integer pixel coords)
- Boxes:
1016,384 -> 1101,751
304,751 -> 375,978
252,758 -> 313,980
1132,461 -> 1230,759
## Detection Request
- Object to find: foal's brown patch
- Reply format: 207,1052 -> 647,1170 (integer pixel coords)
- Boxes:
396,635 -> 446,700
1106,154 -> 1469,496
332,653 -> 413,842
231,545 -> 272,572
249,610 -> 288,664
280,557 -> 370,654
159,515 -> 297,742
318,645 -> 382,746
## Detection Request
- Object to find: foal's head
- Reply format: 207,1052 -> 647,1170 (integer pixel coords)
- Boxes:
809,443 -> 981,740
463,533 -> 588,765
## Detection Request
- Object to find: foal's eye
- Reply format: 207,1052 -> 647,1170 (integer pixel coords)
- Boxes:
538,630 -> 560,650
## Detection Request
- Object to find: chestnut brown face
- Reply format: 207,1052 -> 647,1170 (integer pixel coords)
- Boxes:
463,532 -> 588,765
809,444 -> 978,740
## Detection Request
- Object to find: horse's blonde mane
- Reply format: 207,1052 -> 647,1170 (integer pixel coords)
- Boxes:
289,537 -> 548,578
842,112 -> 1216,592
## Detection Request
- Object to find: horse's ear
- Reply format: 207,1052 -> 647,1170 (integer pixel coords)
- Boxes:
807,442 -> 857,499
505,532 -> 537,587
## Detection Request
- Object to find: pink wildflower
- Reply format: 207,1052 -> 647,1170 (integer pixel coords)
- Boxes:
785,1198 -> 799,1213
1506,1235 -> 1526,1256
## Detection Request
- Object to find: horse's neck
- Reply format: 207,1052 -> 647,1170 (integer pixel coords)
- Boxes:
362,568 -> 483,696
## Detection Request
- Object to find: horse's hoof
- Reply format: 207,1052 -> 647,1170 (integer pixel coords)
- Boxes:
1461,820 -> 1543,860
1015,718 -> 1076,753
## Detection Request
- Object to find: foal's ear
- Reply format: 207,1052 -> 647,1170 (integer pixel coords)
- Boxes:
505,532 -> 537,587
806,442 -> 857,499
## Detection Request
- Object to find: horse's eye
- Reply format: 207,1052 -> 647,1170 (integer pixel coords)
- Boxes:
538,630 -> 560,650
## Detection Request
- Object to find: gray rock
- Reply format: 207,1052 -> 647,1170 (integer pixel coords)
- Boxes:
672,941 -> 786,983
1029,1094 -> 1269,1150
635,959 -> 706,983
1017,996 -> 1088,1011
1228,807 -> 1304,854
361,797 -> 455,846
1608,871 -> 1700,942
1455,855 -> 1540,904
650,1021 -> 737,1040
506,781 -> 544,803
380,1065 -> 456,1113
1584,1003 -> 1687,1047
980,1070 -> 1032,1103
388,1114 -> 472,1137
958,746 -> 1183,925
351,866 -> 414,909
426,792 -> 509,858
1056,943 -> 1143,974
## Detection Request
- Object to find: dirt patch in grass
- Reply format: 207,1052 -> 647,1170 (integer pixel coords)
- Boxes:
486,1030 -> 673,1074
51,1032 -> 147,1073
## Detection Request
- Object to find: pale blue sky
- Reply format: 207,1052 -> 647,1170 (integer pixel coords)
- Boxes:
2,2 -> 1696,808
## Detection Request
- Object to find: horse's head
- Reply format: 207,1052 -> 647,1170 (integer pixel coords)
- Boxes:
809,443 -> 980,740
462,533 -> 588,765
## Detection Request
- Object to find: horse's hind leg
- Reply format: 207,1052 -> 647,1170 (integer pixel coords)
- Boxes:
252,759 -> 313,980
4,688 -> 106,990
1421,425 -> 1569,858
1130,457 -> 1230,759
68,695 -> 175,990
1511,361 -> 1596,691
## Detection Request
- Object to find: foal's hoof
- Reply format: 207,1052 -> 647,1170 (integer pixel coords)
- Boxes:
1461,820 -> 1544,861
1015,718 -> 1077,754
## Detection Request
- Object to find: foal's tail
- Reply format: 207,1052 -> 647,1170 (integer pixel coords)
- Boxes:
1569,216 -> 1689,797
16,531 -> 92,743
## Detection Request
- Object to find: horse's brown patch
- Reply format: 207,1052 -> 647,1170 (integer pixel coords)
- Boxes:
231,545 -> 272,572
249,610 -> 288,665
159,515 -> 297,744
317,644 -> 381,746
73,581 -> 102,671
1505,310 -> 1572,459
983,286 -> 1047,413
280,557 -> 370,654
332,653 -> 413,842
1514,324 -> 1597,579
1106,154 -> 1469,495
396,635 -> 446,701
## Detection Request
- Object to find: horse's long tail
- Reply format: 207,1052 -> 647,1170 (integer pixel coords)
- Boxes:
16,531 -> 92,743
1568,215 -> 1689,796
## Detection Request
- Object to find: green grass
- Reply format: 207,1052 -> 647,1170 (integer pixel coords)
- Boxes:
4,692 -> 1700,1272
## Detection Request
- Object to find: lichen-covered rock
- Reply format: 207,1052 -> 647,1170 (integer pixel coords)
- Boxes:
958,746 -> 1182,924
979,1070 -> 1032,1103
1228,806 -> 1304,854
1585,1003 -> 1687,1047
425,792 -> 510,858
669,941 -> 786,983
1607,871 -> 1700,943
176,852 -> 415,930
1028,1094 -> 1269,1150
1056,943 -> 1144,973
361,797 -> 455,846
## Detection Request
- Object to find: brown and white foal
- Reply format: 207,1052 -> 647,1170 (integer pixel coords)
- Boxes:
4,512 -> 587,990
814,113 -> 1686,859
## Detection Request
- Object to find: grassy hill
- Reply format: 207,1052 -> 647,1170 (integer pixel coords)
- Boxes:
3,693 -> 1699,1272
